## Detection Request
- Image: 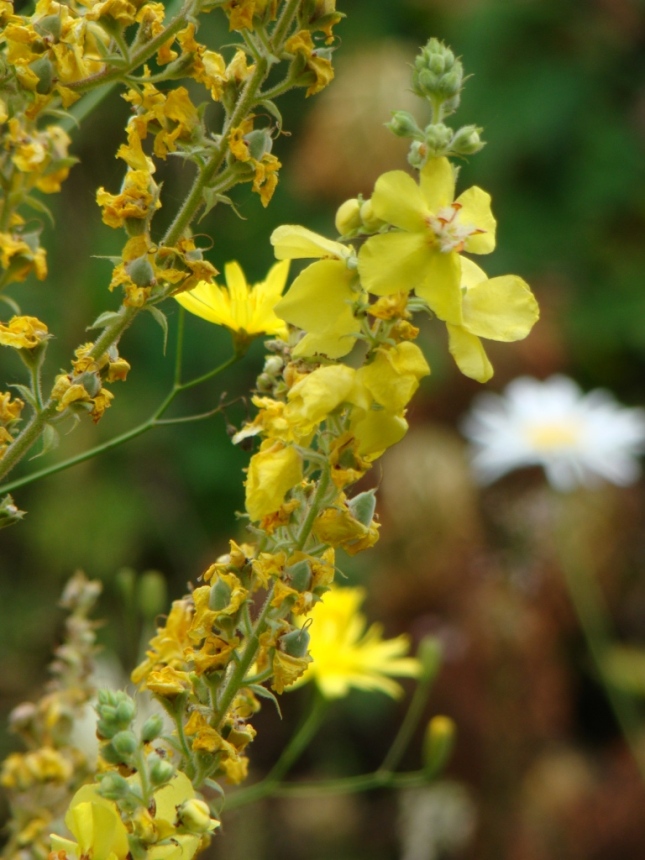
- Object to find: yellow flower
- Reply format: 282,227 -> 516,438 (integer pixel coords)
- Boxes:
245,441 -> 303,522
358,157 -> 496,323
446,258 -> 539,382
0,315 -> 49,349
50,786 -> 129,860
284,30 -> 334,96
272,225 -> 363,359
293,586 -> 421,699
174,260 -> 289,341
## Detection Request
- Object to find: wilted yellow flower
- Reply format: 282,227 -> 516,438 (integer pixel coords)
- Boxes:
175,260 -> 289,342
245,441 -> 303,522
0,316 -> 49,349
293,586 -> 420,698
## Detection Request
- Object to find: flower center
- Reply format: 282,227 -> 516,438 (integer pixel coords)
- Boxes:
524,421 -> 582,451
427,203 -> 478,253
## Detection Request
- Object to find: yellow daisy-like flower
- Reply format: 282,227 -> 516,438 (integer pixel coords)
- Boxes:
446,258 -> 539,382
293,586 -> 421,699
272,225 -> 363,359
358,156 -> 496,324
174,260 -> 289,341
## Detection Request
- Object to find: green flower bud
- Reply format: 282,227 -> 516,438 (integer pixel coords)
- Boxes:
412,39 -> 463,106
111,730 -> 138,759
140,713 -> 164,743
285,560 -> 312,593
0,494 -> 25,529
98,773 -> 130,800
137,570 -> 167,621
177,799 -> 218,834
245,129 -> 272,161
148,755 -> 175,786
77,371 -> 101,398
29,56 -> 54,95
423,715 -> 456,779
281,627 -> 310,658
115,697 -> 136,726
34,13 -> 62,40
451,124 -> 485,156
386,110 -> 423,140
209,578 -> 232,611
96,691 -> 135,738
423,123 -> 453,156
126,255 -> 155,287
347,489 -> 377,527
335,198 -> 362,236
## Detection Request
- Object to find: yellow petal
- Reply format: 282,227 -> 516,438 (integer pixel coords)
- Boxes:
370,170 -> 428,231
456,186 -> 496,254
67,801 -> 129,860
350,408 -> 409,459
175,281 -> 231,326
271,225 -> 349,260
245,443 -> 303,522
286,364 -> 356,426
276,259 -> 358,358
357,342 -> 430,413
419,157 -> 456,212
446,324 -> 493,382
462,274 -> 539,342
414,250 -> 462,323
358,231 -> 430,296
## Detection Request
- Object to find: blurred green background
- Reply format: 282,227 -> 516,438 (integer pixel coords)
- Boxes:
2,0 -> 645,858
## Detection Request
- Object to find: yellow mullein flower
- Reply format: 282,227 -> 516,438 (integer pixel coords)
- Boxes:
272,225 -> 363,359
358,156 -> 496,324
292,586 -> 421,699
284,30 -> 334,96
50,786 -> 129,860
446,258 -> 539,382
0,316 -> 49,349
245,441 -> 303,522
174,260 -> 289,343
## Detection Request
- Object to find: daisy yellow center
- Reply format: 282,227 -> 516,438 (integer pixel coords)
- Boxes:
524,420 -> 583,451
427,203 -> 478,253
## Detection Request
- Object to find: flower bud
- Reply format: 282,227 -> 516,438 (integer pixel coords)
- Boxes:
127,255 -> 155,287
360,200 -> 385,233
177,799 -> 219,834
137,570 -> 167,621
98,772 -> 130,800
285,560 -> 312,592
347,489 -> 377,527
209,578 -> 232,611
423,123 -> 453,155
412,39 -> 463,105
423,715 -> 456,779
111,730 -> 138,759
149,755 -> 175,786
245,129 -> 272,161
451,124 -> 485,156
29,56 -> 54,94
77,371 -> 101,398
281,627 -> 310,658
386,110 -> 423,139
335,198 -> 362,236
34,13 -> 62,40
96,691 -> 136,738
140,713 -> 164,743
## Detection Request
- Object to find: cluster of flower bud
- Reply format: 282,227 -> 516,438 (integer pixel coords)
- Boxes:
387,111 -> 484,166
411,38 -> 464,116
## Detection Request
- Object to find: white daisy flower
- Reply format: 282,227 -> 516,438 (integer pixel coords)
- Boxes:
461,375 -> 645,491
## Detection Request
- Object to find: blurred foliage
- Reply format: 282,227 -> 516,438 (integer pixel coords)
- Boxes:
2,0 -> 645,858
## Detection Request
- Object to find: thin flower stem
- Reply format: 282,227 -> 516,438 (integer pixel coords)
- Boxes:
273,769 -> 430,798
223,691 -> 328,809
0,353 -> 239,493
294,467 -> 331,551
553,495 -> 645,782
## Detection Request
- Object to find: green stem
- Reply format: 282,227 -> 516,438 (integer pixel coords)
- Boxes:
272,769 -> 429,798
223,691 -> 328,809
294,466 -> 331,551
0,353 -> 239,493
270,0 -> 301,52
553,494 -> 645,782
66,0 -> 196,95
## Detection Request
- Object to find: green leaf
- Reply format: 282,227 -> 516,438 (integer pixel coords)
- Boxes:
87,311 -> 122,331
247,684 -> 282,718
23,195 -> 55,227
146,305 -> 169,354
10,384 -> 38,410
30,423 -> 60,460
257,99 -> 283,133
